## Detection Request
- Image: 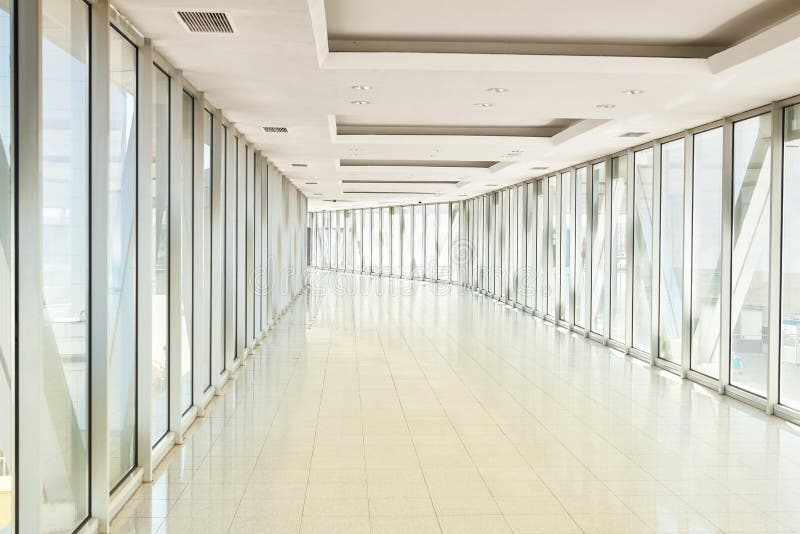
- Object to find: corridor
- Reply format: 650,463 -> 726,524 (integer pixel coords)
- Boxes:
112,272 -> 800,534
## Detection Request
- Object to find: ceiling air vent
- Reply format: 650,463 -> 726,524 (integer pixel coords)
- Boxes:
620,131 -> 649,138
291,163 -> 308,167
177,11 -> 235,34
262,126 -> 288,133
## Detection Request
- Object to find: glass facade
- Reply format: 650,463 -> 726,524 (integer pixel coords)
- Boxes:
782,104 -> 800,411
0,2 -> 11,531
108,28 -> 137,489
610,157 -> 627,342
42,0 -> 90,528
591,162 -> 607,335
181,91 -> 194,412
633,148 -> 655,352
691,127 -> 723,379
659,139 -> 685,365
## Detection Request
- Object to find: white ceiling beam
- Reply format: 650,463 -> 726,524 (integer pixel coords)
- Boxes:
709,11 -> 800,74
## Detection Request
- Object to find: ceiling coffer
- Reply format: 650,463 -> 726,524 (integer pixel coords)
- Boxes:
177,11 -> 235,34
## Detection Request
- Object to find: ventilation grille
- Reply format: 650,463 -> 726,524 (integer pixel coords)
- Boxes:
619,131 -> 649,138
291,163 -> 308,167
177,11 -> 234,33
262,126 -> 288,133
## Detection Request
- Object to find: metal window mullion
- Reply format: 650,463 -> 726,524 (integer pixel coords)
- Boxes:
719,117 -> 734,393
191,92 -> 205,413
136,38 -> 154,482
650,143 -> 663,365
168,71 -> 185,441
604,158 -> 612,341
17,0 -> 43,529
210,109 -> 224,388
682,132 -> 694,377
90,0 -> 112,528
767,102 -> 783,413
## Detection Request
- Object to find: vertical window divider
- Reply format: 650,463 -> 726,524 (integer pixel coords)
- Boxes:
90,0 -> 112,528
624,150 -> 635,350
136,37 -> 154,483
210,109 -> 224,390
767,102 -> 784,414
650,143 -> 663,365
167,71 -> 185,444
681,131 -> 694,378
720,117 -> 734,394
191,92 -> 205,415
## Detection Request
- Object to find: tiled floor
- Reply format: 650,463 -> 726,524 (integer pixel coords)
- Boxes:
112,272 -> 800,533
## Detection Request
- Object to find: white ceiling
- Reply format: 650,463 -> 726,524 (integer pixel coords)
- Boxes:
112,0 -> 800,211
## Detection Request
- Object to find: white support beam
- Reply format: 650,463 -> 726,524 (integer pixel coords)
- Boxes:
136,37 -> 154,482
89,0 -> 111,529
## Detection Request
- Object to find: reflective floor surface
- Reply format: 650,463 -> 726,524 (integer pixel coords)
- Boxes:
112,271 -> 800,533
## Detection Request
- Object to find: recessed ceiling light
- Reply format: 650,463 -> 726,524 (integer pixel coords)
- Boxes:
350,100 -> 370,105
622,89 -> 644,95
351,84 -> 372,91
474,103 -> 493,108
596,104 -> 616,109
486,87 -> 508,93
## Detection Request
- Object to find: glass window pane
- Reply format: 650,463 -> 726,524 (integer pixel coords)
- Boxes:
371,208 -> 380,274
413,205 -> 424,278
354,209 -> 362,272
691,127 -> 723,379
560,172 -> 572,323
548,177 -> 558,317
108,28 -> 137,488
199,110 -> 212,389
381,207 -> 390,275
781,104 -> 800,410
425,204 -> 437,279
508,189 -> 517,299
633,149 -> 654,352
494,192 -> 502,297
362,209 -> 370,271
42,0 -> 90,527
575,168 -> 588,328
516,187 -> 526,304
501,190 -> 509,299
0,2 -> 12,530
730,114 -> 771,397
610,157 -> 627,342
536,181 -> 546,311
450,203 -> 460,283
181,92 -> 194,411
345,210 -> 354,271
438,204 -> 449,280
338,210 -> 346,270
391,208 -> 401,276
591,162 -> 607,334
401,206 -> 412,277
330,210 -> 338,270
526,184 -> 535,307
659,139 -> 685,365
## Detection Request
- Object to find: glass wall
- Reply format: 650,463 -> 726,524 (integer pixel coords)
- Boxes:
371,208 -> 380,274
181,92 -> 194,411
547,176 -> 557,317
345,210 -> 354,271
782,104 -> 800,411
401,206 -> 411,277
354,209 -> 363,272
381,207 -> 390,275
0,2 -> 11,531
610,157 -> 627,342
659,139 -> 685,365
413,205 -> 424,278
525,184 -> 535,308
535,181 -> 546,311
508,188 -> 517,299
199,110 -> 212,390
391,207 -> 401,276
633,148 -> 655,352
591,162 -> 607,335
516,187 -> 526,304
730,114 -> 771,396
560,172 -> 572,323
338,210 -> 346,271
575,168 -> 588,328
425,204 -> 436,279
362,207 -> 370,272
437,204 -> 449,281
450,203 -> 460,283
42,0 -> 90,528
691,127 -> 723,379
329,209 -> 338,270
108,27 -> 137,489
